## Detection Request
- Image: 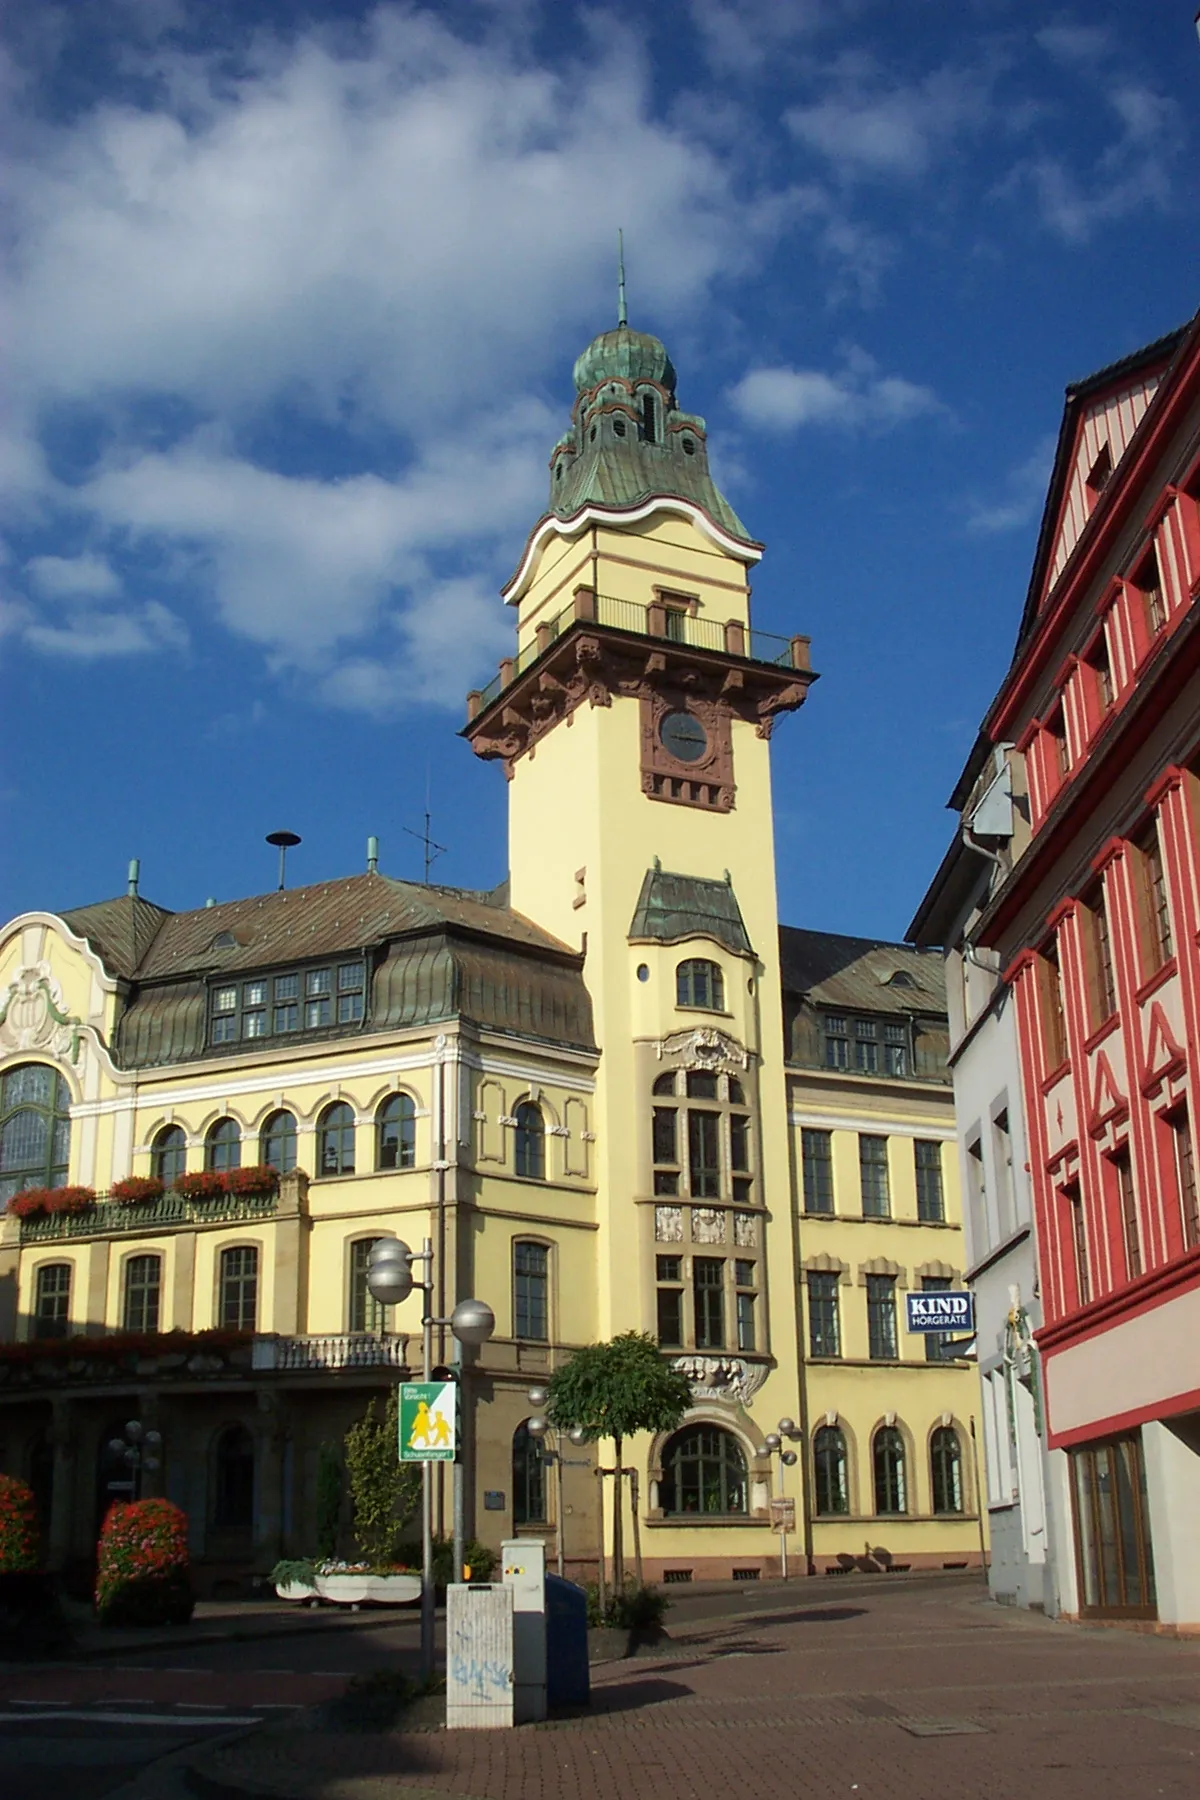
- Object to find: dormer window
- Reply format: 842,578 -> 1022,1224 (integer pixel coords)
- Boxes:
641,394 -> 657,444
211,931 -> 238,950
682,437 -> 695,456
1085,443 -> 1112,506
208,960 -> 365,1046
613,416 -> 627,437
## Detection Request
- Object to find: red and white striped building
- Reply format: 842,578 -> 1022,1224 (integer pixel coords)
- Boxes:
940,312 -> 1200,1628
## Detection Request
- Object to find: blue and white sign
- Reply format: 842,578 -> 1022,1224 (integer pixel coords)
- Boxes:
905,1291 -> 974,1334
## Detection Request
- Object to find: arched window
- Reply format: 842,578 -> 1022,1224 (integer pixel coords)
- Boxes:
205,1118 -> 241,1173
212,1424 -> 255,1532
0,1064 -> 71,1204
124,1253 -> 162,1332
641,393 -> 657,444
349,1237 -> 387,1334
260,1110 -> 297,1174
513,1240 -> 549,1340
931,1426 -> 964,1514
219,1246 -> 258,1331
676,960 -> 724,1011
873,1425 -> 907,1515
152,1125 -> 187,1187
514,1103 -> 545,1180
512,1422 -> 547,1525
661,1425 -> 747,1516
377,1094 -> 416,1170
318,1102 -> 356,1177
813,1425 -> 849,1515
33,1262 -> 71,1342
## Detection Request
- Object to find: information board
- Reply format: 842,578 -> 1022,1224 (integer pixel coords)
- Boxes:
905,1291 -> 974,1334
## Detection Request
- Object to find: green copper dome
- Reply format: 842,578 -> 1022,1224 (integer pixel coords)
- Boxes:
572,324 -> 676,396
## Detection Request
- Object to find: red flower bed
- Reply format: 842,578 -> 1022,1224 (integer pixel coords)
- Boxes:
0,1327 -> 255,1371
109,1176 -> 165,1205
0,1474 -> 40,1573
96,1498 -> 194,1627
6,1185 -> 96,1219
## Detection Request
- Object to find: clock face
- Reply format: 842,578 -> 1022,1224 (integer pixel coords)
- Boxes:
659,710 -> 708,764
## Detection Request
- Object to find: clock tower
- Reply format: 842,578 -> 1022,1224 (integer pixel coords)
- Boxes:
465,308 -> 815,1446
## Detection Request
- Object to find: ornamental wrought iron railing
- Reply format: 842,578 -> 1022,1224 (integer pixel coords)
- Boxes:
471,592 -> 803,713
18,1189 -> 280,1243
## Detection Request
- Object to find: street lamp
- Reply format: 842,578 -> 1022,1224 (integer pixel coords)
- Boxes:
366,1237 -> 494,1682
106,1419 -> 163,1502
761,1416 -> 801,1581
525,1387 -> 588,1578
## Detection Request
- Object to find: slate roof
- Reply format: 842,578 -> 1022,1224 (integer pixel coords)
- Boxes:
629,867 -> 753,955
58,873 -> 596,1068
778,926 -> 947,1016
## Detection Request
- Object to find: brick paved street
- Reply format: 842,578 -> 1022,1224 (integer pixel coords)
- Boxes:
183,1576 -> 1200,1800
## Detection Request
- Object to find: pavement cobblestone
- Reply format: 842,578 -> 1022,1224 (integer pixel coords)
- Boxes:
171,1583 -> 1200,1800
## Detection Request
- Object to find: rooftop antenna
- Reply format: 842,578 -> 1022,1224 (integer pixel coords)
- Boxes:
617,227 -> 628,327
266,830 -> 301,892
403,770 -> 447,885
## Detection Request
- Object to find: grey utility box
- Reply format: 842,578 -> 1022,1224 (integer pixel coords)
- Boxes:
501,1538 -> 547,1724
445,1582 -> 514,1730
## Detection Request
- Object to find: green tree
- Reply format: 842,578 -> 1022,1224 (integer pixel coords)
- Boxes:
545,1331 -> 691,1586
344,1394 -> 421,1568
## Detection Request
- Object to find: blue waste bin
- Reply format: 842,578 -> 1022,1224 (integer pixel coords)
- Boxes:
545,1574 -> 590,1708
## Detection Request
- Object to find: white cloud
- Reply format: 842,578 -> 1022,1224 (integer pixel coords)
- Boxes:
729,355 -> 942,432
2,7 -> 791,700
786,64 -> 991,180
22,599 -> 187,659
963,436 -> 1055,536
26,553 -> 122,599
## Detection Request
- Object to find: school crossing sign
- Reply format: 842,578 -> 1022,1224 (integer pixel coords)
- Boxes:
399,1381 -> 458,1462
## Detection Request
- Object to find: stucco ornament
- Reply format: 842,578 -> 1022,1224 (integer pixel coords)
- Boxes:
0,963 -> 83,1062
659,1027 -> 749,1072
671,1355 -> 768,1407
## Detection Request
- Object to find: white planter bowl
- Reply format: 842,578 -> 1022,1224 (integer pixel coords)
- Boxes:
314,1573 -> 422,1607
275,1580 -> 320,1604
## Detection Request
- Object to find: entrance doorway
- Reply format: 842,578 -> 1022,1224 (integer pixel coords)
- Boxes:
1070,1432 -> 1156,1619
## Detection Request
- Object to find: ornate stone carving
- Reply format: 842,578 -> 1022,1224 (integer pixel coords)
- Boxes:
654,1204 -> 683,1242
691,1206 -> 725,1244
0,964 -> 83,1062
465,620 -> 811,779
671,1355 -> 769,1407
659,1026 -> 749,1072
733,1211 -> 758,1247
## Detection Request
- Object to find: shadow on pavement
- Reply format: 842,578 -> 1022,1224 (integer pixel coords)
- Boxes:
553,1676 -> 695,1720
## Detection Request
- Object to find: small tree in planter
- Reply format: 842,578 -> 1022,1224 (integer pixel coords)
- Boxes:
345,1393 -> 421,1567
546,1331 -> 691,1589
95,1499 -> 194,1627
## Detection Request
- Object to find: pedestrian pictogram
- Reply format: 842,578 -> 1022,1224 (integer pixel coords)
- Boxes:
399,1381 -> 458,1462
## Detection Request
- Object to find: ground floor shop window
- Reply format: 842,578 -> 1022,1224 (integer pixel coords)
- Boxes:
1070,1433 -> 1156,1618
661,1425 -> 747,1515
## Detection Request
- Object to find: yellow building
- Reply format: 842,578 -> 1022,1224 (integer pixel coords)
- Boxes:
0,310 -> 982,1590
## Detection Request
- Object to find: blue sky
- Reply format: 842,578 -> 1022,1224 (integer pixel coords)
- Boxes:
2,0 -> 1197,943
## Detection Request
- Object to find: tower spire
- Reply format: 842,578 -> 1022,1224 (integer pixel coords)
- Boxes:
617,228 -> 627,327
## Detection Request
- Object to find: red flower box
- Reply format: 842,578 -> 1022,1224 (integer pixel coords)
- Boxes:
174,1171 -> 226,1202
6,1185 -> 95,1218
109,1176 -> 165,1206
222,1164 -> 279,1198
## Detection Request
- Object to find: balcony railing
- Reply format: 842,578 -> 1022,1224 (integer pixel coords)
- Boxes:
18,1189 -> 280,1243
468,590 -> 808,717
252,1334 -> 411,1372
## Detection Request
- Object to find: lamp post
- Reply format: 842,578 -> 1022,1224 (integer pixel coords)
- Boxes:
366,1237 -> 494,1683
525,1387 -> 588,1578
761,1416 -> 801,1581
106,1419 -> 163,1502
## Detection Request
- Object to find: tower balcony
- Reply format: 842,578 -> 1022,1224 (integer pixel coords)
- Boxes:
466,587 -> 811,722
